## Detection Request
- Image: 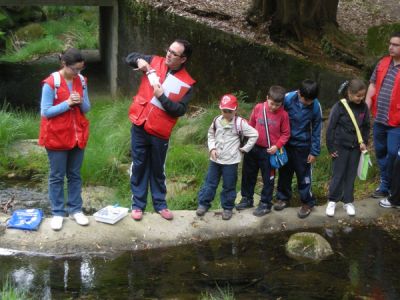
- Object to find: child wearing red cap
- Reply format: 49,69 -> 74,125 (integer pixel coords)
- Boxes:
236,86 -> 290,216
196,94 -> 259,220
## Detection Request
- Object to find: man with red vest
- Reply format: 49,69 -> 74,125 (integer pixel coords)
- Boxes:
125,39 -> 196,221
366,32 -> 400,200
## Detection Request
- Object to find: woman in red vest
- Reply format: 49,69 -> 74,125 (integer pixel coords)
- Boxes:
39,48 -> 90,231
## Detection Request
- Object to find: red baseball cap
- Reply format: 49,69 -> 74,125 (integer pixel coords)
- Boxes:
219,94 -> 238,110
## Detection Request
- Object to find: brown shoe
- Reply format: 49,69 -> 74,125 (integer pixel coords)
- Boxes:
273,200 -> 289,211
222,209 -> 233,220
298,204 -> 312,219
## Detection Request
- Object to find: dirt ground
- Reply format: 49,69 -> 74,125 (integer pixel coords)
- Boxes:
139,0 -> 399,36
137,0 -> 399,65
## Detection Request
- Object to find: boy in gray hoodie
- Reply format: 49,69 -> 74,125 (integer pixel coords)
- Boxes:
196,94 -> 258,220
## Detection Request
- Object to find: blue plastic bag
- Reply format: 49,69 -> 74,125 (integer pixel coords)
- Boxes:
7,209 -> 43,231
270,147 -> 288,169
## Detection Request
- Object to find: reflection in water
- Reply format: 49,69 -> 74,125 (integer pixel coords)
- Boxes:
80,257 -> 95,290
12,267 -> 34,290
0,227 -> 399,299
63,260 -> 68,290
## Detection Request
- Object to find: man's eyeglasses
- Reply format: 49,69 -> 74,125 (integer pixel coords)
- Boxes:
166,48 -> 184,58
222,109 -> 234,113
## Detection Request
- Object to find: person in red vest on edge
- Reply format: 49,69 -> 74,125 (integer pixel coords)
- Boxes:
125,39 -> 196,221
366,32 -> 400,205
39,48 -> 90,231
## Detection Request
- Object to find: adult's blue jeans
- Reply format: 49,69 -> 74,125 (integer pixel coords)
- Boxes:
373,122 -> 400,193
198,161 -> 238,210
46,147 -> 85,216
130,125 -> 169,211
241,145 -> 275,208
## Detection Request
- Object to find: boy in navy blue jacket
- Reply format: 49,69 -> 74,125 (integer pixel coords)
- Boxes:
274,79 -> 322,218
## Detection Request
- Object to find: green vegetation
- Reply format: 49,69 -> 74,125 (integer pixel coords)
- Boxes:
200,284 -> 235,300
0,6 -> 98,62
0,278 -> 30,300
367,23 -> 400,58
0,93 -> 379,210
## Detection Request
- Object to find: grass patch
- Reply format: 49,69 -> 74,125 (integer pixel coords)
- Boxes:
0,94 -> 380,210
0,7 -> 98,62
0,277 -> 30,300
200,284 -> 235,300
0,104 -> 39,150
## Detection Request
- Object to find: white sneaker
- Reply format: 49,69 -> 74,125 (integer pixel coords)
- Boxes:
379,198 -> 399,208
70,212 -> 89,226
50,216 -> 64,231
344,203 -> 356,216
326,201 -> 336,217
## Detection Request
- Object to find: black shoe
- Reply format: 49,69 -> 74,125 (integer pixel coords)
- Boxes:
273,200 -> 289,211
196,205 -> 208,216
253,203 -> 271,217
222,209 -> 233,220
372,189 -> 389,198
236,198 -> 254,210
298,204 -> 312,219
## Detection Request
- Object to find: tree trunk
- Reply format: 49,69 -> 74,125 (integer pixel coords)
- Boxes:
249,0 -> 339,41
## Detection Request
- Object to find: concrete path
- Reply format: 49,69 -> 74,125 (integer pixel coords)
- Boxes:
0,197 -> 398,256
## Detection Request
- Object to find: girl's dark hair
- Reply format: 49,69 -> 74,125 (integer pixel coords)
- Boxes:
338,79 -> 367,99
59,48 -> 84,66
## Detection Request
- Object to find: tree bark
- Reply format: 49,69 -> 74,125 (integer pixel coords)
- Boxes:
249,0 -> 339,41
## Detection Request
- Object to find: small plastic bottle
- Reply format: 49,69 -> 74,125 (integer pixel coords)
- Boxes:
146,69 -> 160,86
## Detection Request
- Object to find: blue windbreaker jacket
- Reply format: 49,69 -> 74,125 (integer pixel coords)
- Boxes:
284,91 -> 322,156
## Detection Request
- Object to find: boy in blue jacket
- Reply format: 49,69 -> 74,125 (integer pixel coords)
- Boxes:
274,79 -> 322,218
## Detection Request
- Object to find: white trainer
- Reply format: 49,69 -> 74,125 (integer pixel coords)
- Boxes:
326,201 -> 336,217
50,216 -> 64,231
71,212 -> 89,226
379,198 -> 399,208
344,203 -> 356,216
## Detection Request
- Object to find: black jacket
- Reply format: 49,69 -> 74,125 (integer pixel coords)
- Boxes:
326,99 -> 370,153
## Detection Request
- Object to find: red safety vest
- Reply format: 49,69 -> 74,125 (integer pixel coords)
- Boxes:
371,56 -> 400,126
38,72 -> 90,150
128,56 -> 196,139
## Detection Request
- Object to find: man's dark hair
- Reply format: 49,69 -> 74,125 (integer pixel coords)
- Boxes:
174,39 -> 192,59
299,79 -> 319,100
60,48 -> 84,66
391,32 -> 400,39
268,85 -> 286,103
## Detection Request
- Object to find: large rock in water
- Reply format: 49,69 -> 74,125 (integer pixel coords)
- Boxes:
285,232 -> 333,262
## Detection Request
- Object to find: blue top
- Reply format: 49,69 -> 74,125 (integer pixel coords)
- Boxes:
40,81 -> 90,118
283,91 -> 322,156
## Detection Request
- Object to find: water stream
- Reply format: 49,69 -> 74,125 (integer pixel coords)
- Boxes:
0,226 -> 399,299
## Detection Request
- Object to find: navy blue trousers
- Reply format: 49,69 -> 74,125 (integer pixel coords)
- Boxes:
198,161 -> 238,210
276,146 -> 316,207
130,125 -> 169,211
241,145 -> 275,208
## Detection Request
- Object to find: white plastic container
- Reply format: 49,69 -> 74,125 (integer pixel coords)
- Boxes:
93,206 -> 129,224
